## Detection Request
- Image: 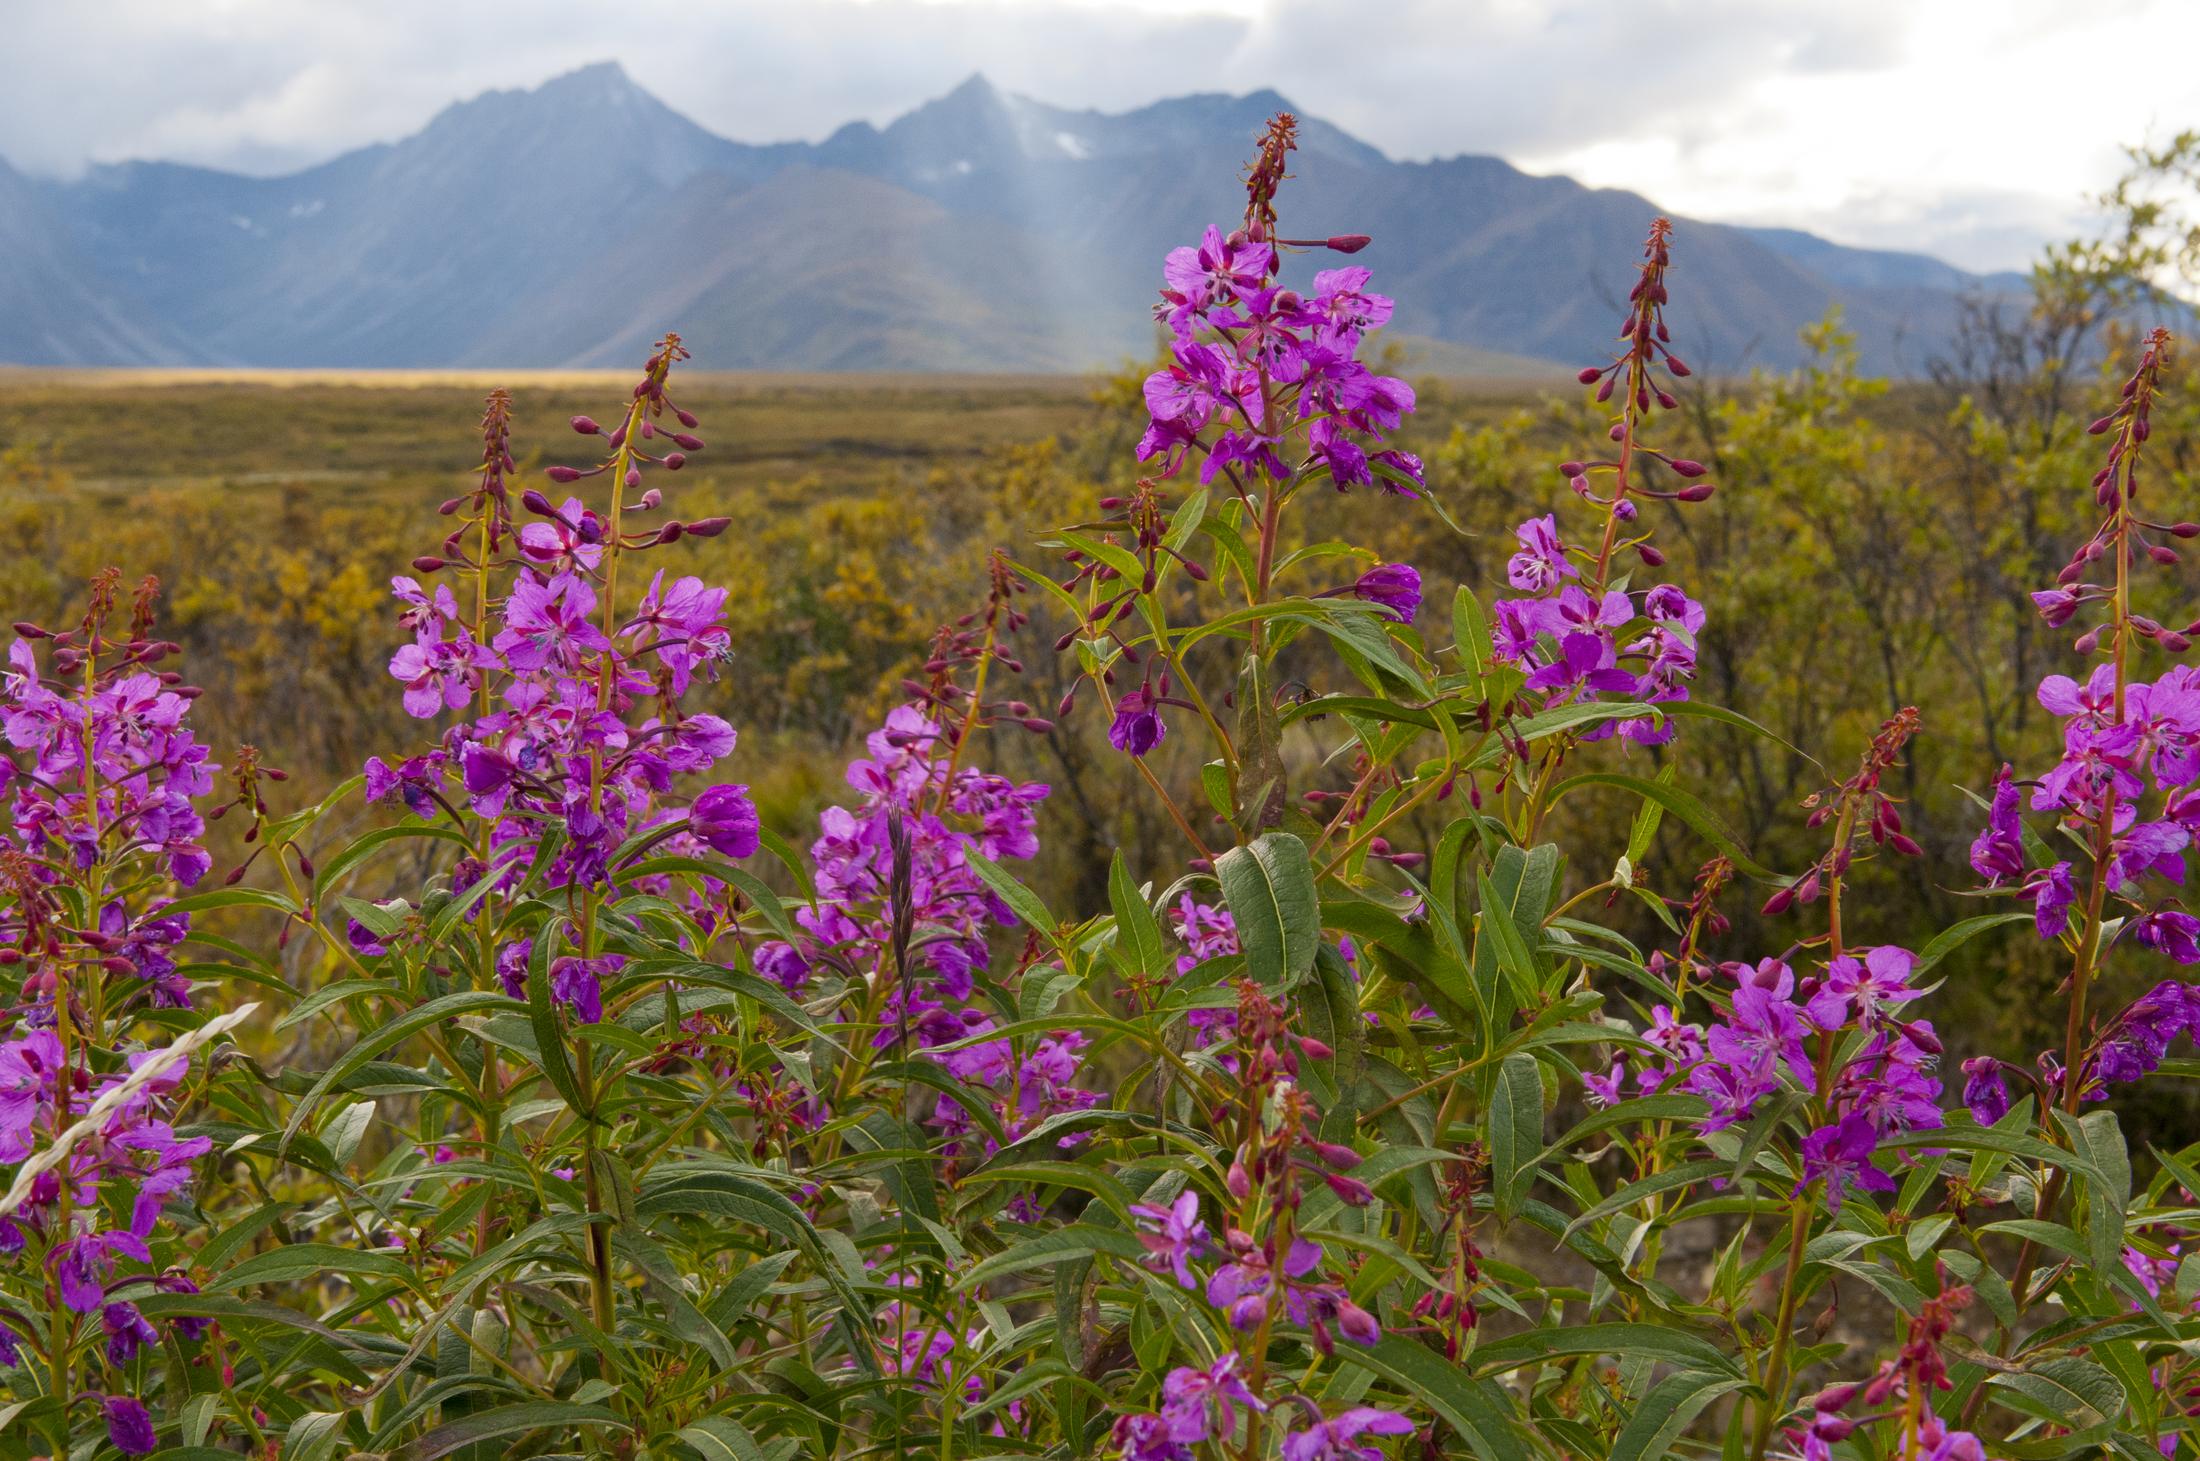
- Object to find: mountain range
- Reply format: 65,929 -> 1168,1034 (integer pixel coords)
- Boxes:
1,62 -> 2032,375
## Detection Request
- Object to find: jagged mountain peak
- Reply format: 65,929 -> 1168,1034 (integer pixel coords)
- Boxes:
4,64 -> 2020,374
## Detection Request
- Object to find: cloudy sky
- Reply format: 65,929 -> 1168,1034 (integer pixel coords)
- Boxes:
3,0 -> 2196,272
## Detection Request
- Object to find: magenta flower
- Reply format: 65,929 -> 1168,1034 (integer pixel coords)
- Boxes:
518,495 -> 606,571
1159,1352 -> 1265,1443
549,953 -> 623,1024
1798,1112 -> 1897,1209
1110,686 -> 1168,758
1350,563 -> 1422,623
1507,515 -> 1574,592
689,783 -> 760,859
1280,1406 -> 1414,1461
1969,764 -> 2026,883
1161,225 -> 1273,322
1129,1190 -> 1209,1289
493,572 -> 610,672
104,1397 -> 157,1456
1960,1057 -> 2012,1126
1309,415 -> 1372,490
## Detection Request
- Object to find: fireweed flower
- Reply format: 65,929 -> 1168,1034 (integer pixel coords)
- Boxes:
1157,1352 -> 1265,1443
1279,1406 -> 1415,1461
1349,563 -> 1422,623
1130,1190 -> 1210,1288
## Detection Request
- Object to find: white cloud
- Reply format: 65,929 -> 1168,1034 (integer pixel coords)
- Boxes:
0,0 -> 2190,270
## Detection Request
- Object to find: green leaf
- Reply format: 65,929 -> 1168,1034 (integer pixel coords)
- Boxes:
963,847 -> 1056,934
281,991 -> 515,1151
1108,852 -> 1167,977
210,1242 -> 416,1292
313,823 -> 473,899
1337,1335 -> 1527,1461
1488,1052 -> 1543,1220
1471,1322 -> 1744,1381
1610,1371 -> 1751,1461
959,1225 -> 1145,1289
2062,1107 -> 2134,1274
1988,1355 -> 2126,1430
1215,832 -> 1319,987
1912,912 -> 2035,977
679,1417 -> 769,1461
403,1402 -> 629,1461
1544,772 -> 1781,879
1475,870 -> 1541,1007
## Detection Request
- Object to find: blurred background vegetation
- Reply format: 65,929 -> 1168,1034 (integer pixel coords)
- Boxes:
8,144 -> 2200,1095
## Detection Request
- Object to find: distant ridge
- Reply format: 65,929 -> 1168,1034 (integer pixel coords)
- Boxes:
5,62 -> 2028,374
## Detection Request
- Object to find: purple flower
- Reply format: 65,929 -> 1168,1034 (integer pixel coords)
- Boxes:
1309,415 -> 1372,491
1369,448 -> 1424,497
1798,1113 -> 1897,1210
1582,1061 -> 1626,1108
1961,1057 -> 2012,1126
1304,266 -> 1395,346
2133,909 -> 2200,965
2032,861 -> 2077,939
1507,515 -> 1574,592
1280,1406 -> 1414,1461
1110,687 -> 1168,758
549,954 -> 622,1024
1161,225 -> 1273,323
1969,764 -> 2026,884
0,1029 -> 62,1163
54,1230 -> 152,1313
518,496 -> 606,571
105,1397 -> 158,1456
2109,819 -> 2191,891
1159,1352 -> 1265,1443
690,783 -> 760,859
493,571 -> 610,672
1112,1413 -> 1192,1461
1807,945 -> 1922,1031
2032,587 -> 2080,626
388,633 -> 485,719
103,1301 -> 160,1363
1129,1191 -> 1209,1289
1352,564 -> 1422,623
495,938 -> 534,1000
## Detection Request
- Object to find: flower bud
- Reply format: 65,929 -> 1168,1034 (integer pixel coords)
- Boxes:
545,465 -> 585,483
1326,234 -> 1372,253
1226,1160 -> 1252,1200
411,556 -> 446,573
672,433 -> 704,451
675,408 -> 700,428
664,452 -> 687,470
1665,355 -> 1691,377
1577,366 -> 1602,385
1309,1139 -> 1360,1169
521,490 -> 556,515
1337,1300 -> 1380,1343
571,415 -> 601,434
656,522 -> 685,543
1667,458 -> 1708,478
1324,1173 -> 1376,1206
1675,482 -> 1715,502
684,516 -> 731,539
624,467 -> 642,490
